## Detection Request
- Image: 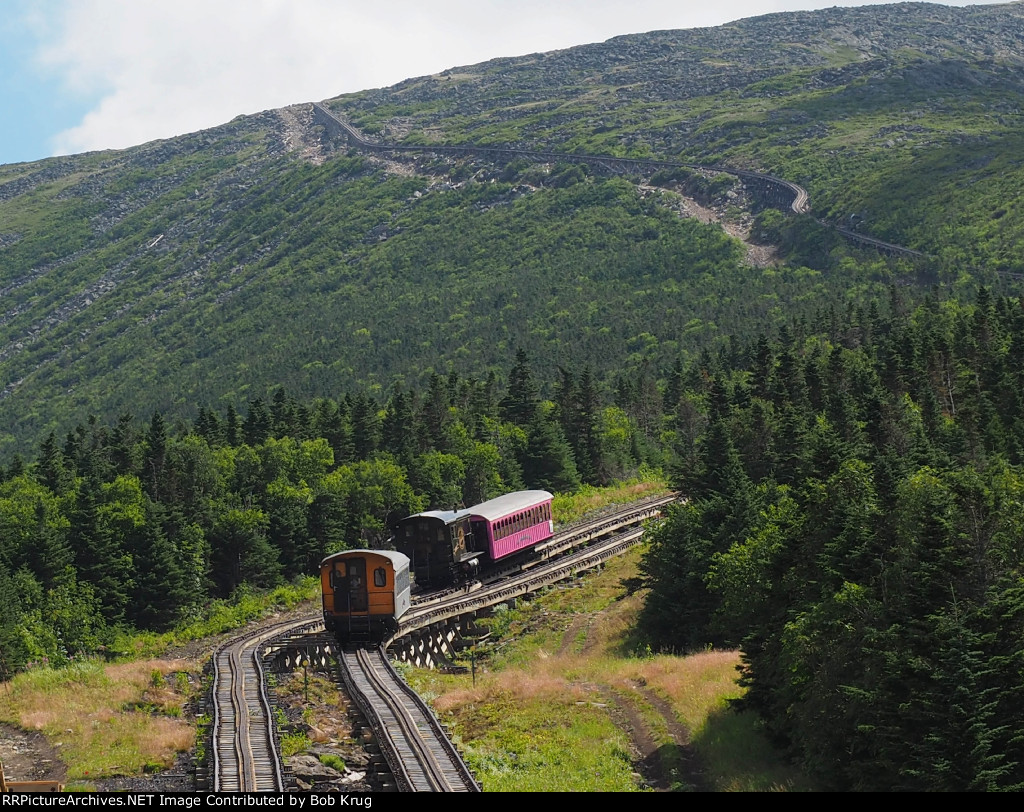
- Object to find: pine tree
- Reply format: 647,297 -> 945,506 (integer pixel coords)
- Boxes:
501,348 -> 540,427
68,477 -> 133,623
224,404 -> 242,447
143,411 -> 170,501
520,412 -> 580,492
128,501 -> 192,630
243,398 -> 273,446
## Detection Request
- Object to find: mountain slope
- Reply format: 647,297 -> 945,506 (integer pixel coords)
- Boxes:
2,2 -> 1023,455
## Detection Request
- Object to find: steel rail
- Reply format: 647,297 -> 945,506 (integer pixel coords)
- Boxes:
355,648 -> 450,791
397,524 -> 651,641
206,496 -> 673,791
339,646 -> 480,792
408,493 -> 675,606
212,618 -> 312,792
395,496 -> 675,638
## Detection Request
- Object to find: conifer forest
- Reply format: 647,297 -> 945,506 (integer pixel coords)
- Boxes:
2,1 -> 1024,791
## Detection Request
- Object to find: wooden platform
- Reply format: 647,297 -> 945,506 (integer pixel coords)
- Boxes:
0,760 -> 64,792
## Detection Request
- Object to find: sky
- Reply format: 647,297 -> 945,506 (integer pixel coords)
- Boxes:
0,0 -> 1009,166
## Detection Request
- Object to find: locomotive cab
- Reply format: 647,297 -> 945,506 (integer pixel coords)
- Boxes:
321,549 -> 411,646
392,509 -> 477,590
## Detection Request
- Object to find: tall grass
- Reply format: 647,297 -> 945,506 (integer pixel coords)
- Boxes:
0,659 -> 195,779
405,544 -> 810,791
0,577 -> 320,781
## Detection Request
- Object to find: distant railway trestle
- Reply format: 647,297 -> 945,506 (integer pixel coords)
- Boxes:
310,103 -> 971,264
311,103 -> 811,215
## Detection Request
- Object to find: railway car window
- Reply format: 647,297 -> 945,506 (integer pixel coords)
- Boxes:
374,567 -> 387,588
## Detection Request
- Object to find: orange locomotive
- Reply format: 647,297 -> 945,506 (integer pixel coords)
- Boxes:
320,549 -> 411,646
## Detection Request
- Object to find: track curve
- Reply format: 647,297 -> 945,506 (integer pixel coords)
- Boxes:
212,619 -> 312,792
312,103 -> 811,215
206,496 -> 674,792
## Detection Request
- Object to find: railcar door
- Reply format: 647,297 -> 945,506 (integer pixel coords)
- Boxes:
413,546 -> 433,586
342,558 -> 369,613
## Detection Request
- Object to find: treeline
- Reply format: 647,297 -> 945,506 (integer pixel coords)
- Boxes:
640,288 -> 1024,790
0,350 -> 657,676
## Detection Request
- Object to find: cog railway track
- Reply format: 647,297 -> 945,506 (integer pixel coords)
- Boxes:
209,494 -> 675,791
211,619 -> 312,792
339,647 -> 480,792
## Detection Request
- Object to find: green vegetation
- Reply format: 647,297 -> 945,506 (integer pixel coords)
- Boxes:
318,754 -> 346,773
0,658 -> 195,780
3,6 -> 1024,454
2,1 -> 1024,792
551,473 -> 667,526
280,731 -> 311,758
0,351 -> 670,674
404,546 -> 807,791
115,578 -> 321,660
640,288 -> 1024,790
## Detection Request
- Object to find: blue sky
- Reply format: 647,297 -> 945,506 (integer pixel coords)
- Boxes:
0,0 -> 1009,167
0,1 -> 100,165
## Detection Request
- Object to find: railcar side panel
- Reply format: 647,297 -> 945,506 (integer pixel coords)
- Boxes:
469,491 -> 554,562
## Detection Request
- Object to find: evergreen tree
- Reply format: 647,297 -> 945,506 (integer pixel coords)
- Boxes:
128,500 -> 191,630
68,477 -> 133,623
243,398 -> 273,446
519,412 -> 580,493
501,348 -> 540,427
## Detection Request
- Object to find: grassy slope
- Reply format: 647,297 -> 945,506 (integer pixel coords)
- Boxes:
332,3 -> 1024,266
0,151 -> 860,454
0,578 -> 321,784
404,543 -> 808,791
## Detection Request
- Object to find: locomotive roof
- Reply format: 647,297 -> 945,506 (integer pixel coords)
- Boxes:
395,508 -> 473,526
320,549 -> 410,570
468,490 -> 553,522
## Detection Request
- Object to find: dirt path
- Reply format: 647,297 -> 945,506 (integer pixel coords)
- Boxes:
0,722 -> 66,784
634,683 -> 710,791
557,615 -> 589,657
587,683 -> 709,792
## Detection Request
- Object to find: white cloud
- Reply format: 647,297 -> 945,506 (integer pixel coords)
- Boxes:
36,0 -> 1004,156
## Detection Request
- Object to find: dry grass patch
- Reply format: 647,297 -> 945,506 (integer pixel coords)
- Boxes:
433,669 -> 584,716
0,658 -> 197,780
626,650 -> 744,732
406,532 -> 813,791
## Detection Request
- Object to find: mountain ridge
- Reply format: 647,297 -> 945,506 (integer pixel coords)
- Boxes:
1,1 -> 1023,454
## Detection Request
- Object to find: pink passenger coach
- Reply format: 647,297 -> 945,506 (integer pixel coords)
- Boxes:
468,490 -> 554,562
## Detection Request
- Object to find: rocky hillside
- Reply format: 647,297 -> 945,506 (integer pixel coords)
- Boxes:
1,2 -> 1022,455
